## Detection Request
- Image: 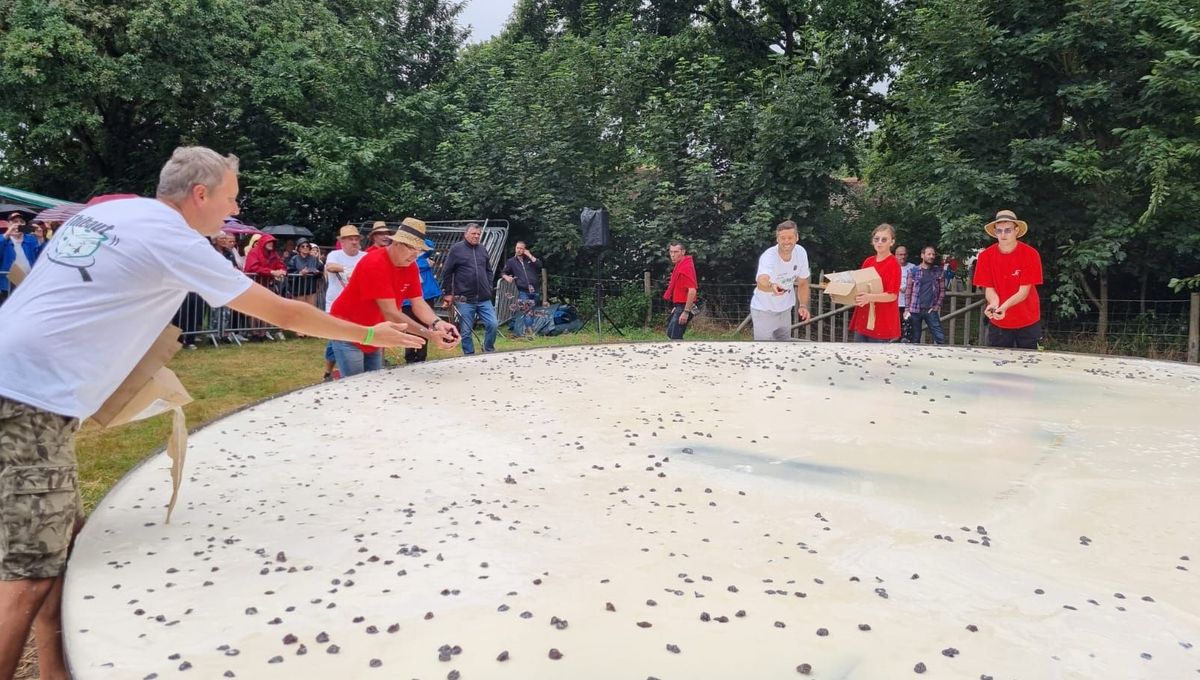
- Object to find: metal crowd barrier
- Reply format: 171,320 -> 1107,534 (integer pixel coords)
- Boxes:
174,272 -> 327,347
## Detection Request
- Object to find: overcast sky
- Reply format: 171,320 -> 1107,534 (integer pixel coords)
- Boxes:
460,0 -> 519,43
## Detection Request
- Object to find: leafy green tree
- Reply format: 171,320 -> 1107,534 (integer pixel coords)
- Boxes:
0,0 -> 466,235
871,0 -> 1200,337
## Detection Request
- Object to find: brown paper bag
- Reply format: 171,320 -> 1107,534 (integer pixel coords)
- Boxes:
89,325 -> 194,522
6,261 -> 27,287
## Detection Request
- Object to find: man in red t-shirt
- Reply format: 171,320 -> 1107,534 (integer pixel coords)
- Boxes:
972,209 -> 1043,349
330,217 -> 460,375
663,240 -> 698,340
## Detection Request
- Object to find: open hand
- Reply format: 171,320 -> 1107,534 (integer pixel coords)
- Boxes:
368,322 -> 426,349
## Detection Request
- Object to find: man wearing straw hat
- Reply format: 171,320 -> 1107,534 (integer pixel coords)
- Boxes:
321,225 -> 367,380
972,209 -> 1044,349
330,217 -> 460,375
366,220 -> 392,251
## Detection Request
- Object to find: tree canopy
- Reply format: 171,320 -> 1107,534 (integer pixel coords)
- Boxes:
1,0 -> 1196,301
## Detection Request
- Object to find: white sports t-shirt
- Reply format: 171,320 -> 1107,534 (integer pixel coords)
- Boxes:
324,249 -> 366,312
0,198 -> 252,419
750,244 -> 811,313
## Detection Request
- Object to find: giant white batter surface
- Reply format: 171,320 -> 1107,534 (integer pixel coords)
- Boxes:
64,343 -> 1200,679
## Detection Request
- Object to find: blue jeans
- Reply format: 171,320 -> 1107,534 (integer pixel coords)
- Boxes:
512,290 -> 539,336
666,304 -> 690,340
854,332 -> 890,343
909,311 -> 946,344
455,300 -> 498,354
331,340 -> 384,377
324,341 -> 335,363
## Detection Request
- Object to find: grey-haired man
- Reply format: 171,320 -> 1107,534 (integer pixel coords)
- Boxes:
0,147 -> 424,679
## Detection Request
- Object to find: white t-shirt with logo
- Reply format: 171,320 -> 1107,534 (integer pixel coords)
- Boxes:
324,248 -> 366,312
0,198 -> 252,419
750,244 -> 811,313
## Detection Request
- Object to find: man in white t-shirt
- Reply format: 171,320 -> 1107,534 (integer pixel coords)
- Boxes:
321,224 -> 367,379
749,220 -> 812,341
0,147 -> 424,680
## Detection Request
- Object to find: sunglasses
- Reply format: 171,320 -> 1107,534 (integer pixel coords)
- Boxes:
872,236 -> 891,243
994,226 -> 1016,235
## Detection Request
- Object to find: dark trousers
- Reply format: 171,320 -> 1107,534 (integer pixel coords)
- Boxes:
987,321 -> 1042,350
405,298 -> 437,363
173,292 -> 207,341
909,311 -> 946,344
666,304 -> 690,340
898,306 -> 911,342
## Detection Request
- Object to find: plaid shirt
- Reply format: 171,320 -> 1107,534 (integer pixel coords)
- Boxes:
905,265 -> 945,312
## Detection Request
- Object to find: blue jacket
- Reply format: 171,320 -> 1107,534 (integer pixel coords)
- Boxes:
440,240 -> 493,301
0,237 -> 42,293
403,239 -> 443,308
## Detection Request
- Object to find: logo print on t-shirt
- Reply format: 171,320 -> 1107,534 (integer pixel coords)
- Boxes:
1012,269 -> 1021,277
47,215 -> 119,282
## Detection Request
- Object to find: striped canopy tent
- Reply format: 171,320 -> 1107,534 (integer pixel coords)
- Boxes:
0,185 -> 72,209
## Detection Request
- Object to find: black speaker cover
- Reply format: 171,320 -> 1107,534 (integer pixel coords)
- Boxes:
580,207 -> 610,248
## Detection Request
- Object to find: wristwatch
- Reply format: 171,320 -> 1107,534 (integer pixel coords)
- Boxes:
428,319 -> 441,331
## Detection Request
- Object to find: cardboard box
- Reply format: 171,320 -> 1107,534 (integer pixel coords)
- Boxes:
89,325 -> 193,522
823,267 -> 883,306
823,267 -> 885,330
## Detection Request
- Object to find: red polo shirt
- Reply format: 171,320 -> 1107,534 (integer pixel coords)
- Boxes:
849,254 -> 901,340
972,241 -> 1043,329
330,247 -> 422,351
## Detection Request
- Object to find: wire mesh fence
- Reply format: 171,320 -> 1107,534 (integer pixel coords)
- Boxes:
3,258 -> 1196,362
1042,299 -> 1193,361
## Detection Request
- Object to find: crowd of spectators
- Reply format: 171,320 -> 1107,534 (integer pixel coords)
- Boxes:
3,198 -> 1038,359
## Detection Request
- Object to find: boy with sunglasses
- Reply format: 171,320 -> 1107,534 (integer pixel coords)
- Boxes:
973,210 -> 1043,349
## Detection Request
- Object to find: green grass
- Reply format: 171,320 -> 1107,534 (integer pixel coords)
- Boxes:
76,327 -> 736,511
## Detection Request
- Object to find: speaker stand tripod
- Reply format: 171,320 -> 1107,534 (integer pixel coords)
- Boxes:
584,250 -> 624,342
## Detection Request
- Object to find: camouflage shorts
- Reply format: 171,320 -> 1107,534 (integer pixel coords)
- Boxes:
0,396 -> 81,580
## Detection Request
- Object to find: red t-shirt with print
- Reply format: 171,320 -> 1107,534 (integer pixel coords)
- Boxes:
849,254 -> 901,340
972,242 -> 1043,329
330,247 -> 423,351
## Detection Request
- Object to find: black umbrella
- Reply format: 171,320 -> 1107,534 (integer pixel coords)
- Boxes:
263,224 -> 314,238
0,203 -> 37,219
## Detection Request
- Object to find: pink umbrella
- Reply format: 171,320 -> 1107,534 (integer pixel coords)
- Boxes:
34,203 -> 85,222
221,219 -> 263,235
85,193 -> 139,206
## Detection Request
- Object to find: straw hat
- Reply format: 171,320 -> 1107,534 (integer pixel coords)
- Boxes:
393,217 -> 432,251
984,209 -> 1028,238
368,220 -> 391,237
338,224 -> 361,240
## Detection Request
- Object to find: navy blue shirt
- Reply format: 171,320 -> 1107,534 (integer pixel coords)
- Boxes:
502,255 -> 541,293
441,240 -> 493,301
